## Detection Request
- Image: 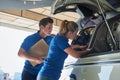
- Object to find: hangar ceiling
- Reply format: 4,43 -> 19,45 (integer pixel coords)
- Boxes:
0,6 -> 80,34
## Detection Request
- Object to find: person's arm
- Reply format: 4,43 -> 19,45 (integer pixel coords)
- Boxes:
71,45 -> 87,50
64,47 -> 89,58
18,48 -> 44,64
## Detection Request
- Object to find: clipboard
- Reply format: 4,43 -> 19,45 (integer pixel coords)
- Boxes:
29,39 -> 49,66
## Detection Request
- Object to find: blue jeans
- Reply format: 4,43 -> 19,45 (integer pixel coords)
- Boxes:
37,75 -> 57,80
22,70 -> 37,80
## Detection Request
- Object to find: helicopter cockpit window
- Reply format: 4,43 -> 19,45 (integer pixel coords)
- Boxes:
71,14 -> 103,49
72,13 -> 120,57
106,0 -> 120,8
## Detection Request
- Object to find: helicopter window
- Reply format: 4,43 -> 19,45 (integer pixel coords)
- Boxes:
106,0 -> 120,8
72,14 -> 120,57
85,14 -> 120,57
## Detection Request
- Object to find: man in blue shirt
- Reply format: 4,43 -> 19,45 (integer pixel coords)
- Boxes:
18,17 -> 54,80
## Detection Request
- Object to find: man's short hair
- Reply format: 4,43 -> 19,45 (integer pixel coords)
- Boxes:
39,17 -> 53,27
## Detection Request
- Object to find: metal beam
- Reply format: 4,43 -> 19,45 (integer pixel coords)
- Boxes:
0,22 -> 36,32
0,10 -> 63,27
0,0 -> 55,10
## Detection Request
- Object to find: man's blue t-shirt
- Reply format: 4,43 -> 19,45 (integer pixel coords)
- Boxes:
21,31 -> 53,75
39,34 -> 70,80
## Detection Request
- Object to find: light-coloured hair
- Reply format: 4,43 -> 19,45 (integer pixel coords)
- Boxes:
59,20 -> 78,36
